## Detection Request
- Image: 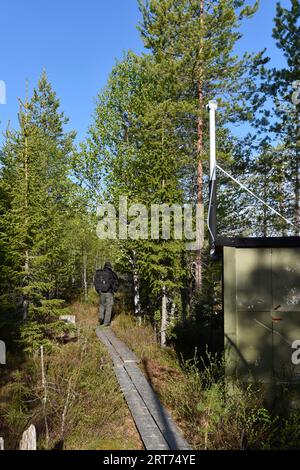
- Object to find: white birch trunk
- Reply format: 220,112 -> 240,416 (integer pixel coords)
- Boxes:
83,253 -> 88,302
40,346 -> 49,449
161,287 -> 168,347
131,251 -> 141,324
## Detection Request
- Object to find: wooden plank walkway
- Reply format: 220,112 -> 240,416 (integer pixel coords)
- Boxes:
96,327 -> 190,451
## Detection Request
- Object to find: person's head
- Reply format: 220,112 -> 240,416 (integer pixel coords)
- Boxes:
104,261 -> 112,270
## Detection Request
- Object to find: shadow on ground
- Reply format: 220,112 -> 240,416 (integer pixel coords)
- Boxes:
171,314 -> 224,368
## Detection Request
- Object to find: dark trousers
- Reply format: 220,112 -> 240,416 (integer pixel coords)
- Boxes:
99,292 -> 114,325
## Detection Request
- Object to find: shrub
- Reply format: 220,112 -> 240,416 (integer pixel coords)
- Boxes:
0,306 -> 142,450
113,313 -> 300,450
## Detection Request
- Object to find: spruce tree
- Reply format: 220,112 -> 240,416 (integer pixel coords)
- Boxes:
254,0 -> 299,234
0,73 -> 78,350
82,52 -> 187,344
138,0 -> 265,289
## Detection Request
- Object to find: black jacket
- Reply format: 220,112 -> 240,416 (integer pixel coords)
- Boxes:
94,267 -> 119,294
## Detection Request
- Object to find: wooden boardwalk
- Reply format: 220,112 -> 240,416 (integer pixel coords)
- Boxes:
96,327 -> 190,451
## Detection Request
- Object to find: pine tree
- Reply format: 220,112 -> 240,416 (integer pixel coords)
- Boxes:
138,0 -> 265,289
253,0 -> 300,234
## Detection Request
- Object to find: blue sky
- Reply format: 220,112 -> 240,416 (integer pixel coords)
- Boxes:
0,0 -> 292,145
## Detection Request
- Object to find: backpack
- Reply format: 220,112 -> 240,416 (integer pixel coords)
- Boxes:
94,269 -> 112,293
110,273 -> 119,293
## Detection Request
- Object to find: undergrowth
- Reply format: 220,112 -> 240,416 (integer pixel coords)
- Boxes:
113,313 -> 300,450
0,303 -> 142,450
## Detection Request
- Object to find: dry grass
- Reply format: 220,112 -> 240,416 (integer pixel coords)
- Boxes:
112,313 -> 300,450
112,314 -> 180,369
0,302 -> 143,450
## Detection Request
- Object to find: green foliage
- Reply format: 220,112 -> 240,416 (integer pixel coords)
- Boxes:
1,1 -> 299,451
250,0 -> 300,234
114,313 -> 300,450
0,71 -> 106,349
18,299 -> 74,353
81,52 -> 188,330
0,312 -> 141,450
163,353 -> 300,450
79,0 -> 267,337
274,410 -> 300,450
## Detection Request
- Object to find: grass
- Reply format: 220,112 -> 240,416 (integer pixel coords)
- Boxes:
112,313 -> 300,450
112,313 -> 180,369
0,301 -> 142,450
2,299 -> 300,450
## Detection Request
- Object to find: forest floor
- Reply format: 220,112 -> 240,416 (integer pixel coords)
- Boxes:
1,300 -> 300,450
0,302 -> 142,450
112,313 -> 300,450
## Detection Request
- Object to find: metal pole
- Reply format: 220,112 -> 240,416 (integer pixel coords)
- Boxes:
208,100 -> 218,181
207,100 -> 218,254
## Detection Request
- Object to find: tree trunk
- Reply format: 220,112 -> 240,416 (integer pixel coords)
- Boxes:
22,250 -> 30,320
83,252 -> 88,302
294,156 -> 299,235
262,160 -> 268,237
170,298 -> 176,318
278,156 -> 286,237
295,109 -> 299,235
195,0 -> 205,291
95,249 -> 100,270
131,251 -> 141,324
40,346 -> 49,449
161,286 -> 168,347
22,109 -> 30,320
71,249 -> 76,286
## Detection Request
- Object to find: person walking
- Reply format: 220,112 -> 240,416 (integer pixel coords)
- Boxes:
94,262 -> 119,326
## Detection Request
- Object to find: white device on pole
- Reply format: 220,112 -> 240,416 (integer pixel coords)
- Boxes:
206,99 -> 295,237
207,100 -> 218,250
207,100 -> 218,181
